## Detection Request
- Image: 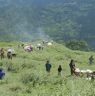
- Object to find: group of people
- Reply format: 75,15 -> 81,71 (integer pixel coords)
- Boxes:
45,60 -> 62,76
0,47 -> 17,79
0,43 -> 95,80
0,58 -> 94,80
45,59 -> 95,80
45,60 -> 76,76
0,48 -> 16,60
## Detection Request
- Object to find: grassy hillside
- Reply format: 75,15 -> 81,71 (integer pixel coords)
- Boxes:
0,42 -> 95,96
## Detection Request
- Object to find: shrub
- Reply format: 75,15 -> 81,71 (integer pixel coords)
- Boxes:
66,40 -> 89,51
6,63 -> 20,73
21,72 -> 39,85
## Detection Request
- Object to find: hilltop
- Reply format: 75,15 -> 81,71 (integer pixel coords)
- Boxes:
0,42 -> 95,96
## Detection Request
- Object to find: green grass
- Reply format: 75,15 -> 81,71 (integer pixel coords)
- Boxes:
0,42 -> 95,96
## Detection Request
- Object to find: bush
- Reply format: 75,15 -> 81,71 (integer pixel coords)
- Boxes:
66,40 -> 89,51
6,63 -> 20,73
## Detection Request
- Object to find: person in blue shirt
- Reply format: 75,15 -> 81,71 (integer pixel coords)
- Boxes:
0,68 -> 5,79
45,60 -> 52,73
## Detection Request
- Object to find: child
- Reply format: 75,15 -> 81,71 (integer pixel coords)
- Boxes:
58,65 -> 62,76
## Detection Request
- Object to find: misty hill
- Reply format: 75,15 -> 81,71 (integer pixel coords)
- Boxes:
0,0 -> 95,47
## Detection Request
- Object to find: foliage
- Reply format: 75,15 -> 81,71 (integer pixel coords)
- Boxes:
66,40 -> 89,51
0,0 -> 95,48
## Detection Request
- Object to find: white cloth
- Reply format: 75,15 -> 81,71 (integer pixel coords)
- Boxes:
8,49 -> 12,53
86,69 -> 93,73
8,48 -> 15,54
47,42 -> 52,46
75,68 -> 80,72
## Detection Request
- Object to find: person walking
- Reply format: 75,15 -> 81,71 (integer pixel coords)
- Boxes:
45,60 -> 52,75
89,55 -> 94,65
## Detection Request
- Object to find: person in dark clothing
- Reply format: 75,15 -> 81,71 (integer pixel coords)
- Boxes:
21,44 -> 24,49
0,48 -> 4,60
69,59 -> 76,76
58,65 -> 62,76
45,60 -> 52,73
7,52 -> 12,60
0,68 -> 5,79
89,55 -> 94,65
38,46 -> 42,50
91,71 -> 95,81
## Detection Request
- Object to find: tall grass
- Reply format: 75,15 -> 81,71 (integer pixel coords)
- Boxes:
0,42 -> 95,96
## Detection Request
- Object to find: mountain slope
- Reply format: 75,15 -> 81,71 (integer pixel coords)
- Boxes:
0,0 -> 95,47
